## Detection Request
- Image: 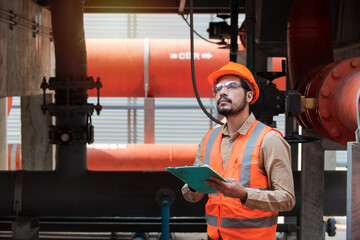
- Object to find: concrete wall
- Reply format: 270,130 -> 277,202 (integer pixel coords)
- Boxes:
0,0 -> 54,170
0,0 -> 54,97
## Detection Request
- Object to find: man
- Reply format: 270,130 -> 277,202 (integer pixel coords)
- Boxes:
182,62 -> 295,240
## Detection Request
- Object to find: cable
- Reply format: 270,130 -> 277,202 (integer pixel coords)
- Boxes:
189,0 -> 223,125
181,14 -> 219,45
356,88 -> 360,142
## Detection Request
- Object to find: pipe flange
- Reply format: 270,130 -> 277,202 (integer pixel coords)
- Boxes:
155,188 -> 176,206
302,62 -> 338,139
46,103 -> 97,116
48,77 -> 95,91
317,57 -> 360,145
49,125 -> 88,145
297,64 -> 328,128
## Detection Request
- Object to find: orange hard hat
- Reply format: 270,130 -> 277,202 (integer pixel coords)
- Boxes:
207,62 -> 259,104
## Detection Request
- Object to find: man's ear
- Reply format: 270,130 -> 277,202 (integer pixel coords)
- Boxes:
246,91 -> 254,103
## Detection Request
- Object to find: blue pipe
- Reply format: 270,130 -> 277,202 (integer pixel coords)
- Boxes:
161,196 -> 170,240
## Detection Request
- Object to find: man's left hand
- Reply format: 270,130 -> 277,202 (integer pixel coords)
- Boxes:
206,176 -> 247,200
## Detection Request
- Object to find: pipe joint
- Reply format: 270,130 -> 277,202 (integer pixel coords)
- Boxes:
41,77 -> 102,145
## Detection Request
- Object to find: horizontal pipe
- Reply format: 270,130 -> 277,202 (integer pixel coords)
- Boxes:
0,171 -> 346,218
0,171 -> 206,217
87,144 -> 197,171
334,71 -> 360,132
300,57 -> 360,145
86,39 -> 228,98
8,144 -> 198,171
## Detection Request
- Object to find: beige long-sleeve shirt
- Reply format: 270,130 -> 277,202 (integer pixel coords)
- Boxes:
182,113 -> 296,212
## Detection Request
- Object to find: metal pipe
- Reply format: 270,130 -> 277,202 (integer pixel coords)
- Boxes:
86,39 -> 230,98
87,144 -> 197,171
334,71 -> 360,132
229,0 -> 239,62
0,171 -> 204,217
299,57 -> 360,145
287,0 -> 333,90
245,0 -> 255,73
161,196 -> 170,240
51,0 -> 88,177
8,143 -> 198,171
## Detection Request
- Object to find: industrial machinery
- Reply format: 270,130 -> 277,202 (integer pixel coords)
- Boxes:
0,0 -> 359,239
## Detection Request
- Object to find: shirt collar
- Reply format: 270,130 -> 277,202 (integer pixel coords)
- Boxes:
222,113 -> 256,140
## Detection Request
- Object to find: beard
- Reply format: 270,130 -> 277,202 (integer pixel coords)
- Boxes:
216,95 -> 247,116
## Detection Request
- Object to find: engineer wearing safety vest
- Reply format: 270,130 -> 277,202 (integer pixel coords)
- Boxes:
182,62 -> 296,240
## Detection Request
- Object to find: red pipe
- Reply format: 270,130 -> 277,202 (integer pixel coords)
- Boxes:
87,144 -> 197,171
8,144 -> 198,171
86,39 -> 230,98
334,68 -> 360,132
287,0 -> 333,90
7,97 -> 12,116
300,58 -> 360,145
287,0 -> 360,145
7,144 -> 21,170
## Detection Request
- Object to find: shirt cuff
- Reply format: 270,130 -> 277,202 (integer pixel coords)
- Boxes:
181,184 -> 204,203
242,188 -> 257,206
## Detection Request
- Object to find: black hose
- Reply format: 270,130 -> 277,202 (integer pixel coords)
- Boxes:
181,14 -> 218,45
189,0 -> 224,125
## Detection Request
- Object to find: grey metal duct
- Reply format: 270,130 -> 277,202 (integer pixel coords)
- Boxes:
51,0 -> 88,177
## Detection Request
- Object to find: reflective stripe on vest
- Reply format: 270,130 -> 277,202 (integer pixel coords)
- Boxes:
206,213 -> 278,229
240,122 -> 266,187
204,126 -> 222,165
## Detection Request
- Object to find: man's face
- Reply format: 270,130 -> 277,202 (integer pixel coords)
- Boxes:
214,75 -> 251,117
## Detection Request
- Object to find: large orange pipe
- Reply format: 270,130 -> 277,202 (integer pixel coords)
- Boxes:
300,58 -> 360,145
87,144 -> 197,171
8,144 -> 198,171
86,39 -> 230,98
334,71 -> 360,132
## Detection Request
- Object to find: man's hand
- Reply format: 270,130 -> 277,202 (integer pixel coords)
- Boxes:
205,176 -> 247,200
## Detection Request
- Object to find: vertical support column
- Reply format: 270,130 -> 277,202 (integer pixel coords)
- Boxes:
245,0 -> 256,73
229,0 -> 238,62
21,94 -> 53,170
0,97 -> 7,170
347,142 -> 360,240
144,98 -> 155,143
300,128 -> 325,240
51,0 -> 88,178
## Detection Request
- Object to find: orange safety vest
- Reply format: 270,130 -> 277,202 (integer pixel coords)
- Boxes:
202,120 -> 279,240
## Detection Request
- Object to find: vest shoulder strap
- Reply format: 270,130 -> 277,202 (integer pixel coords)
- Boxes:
204,127 -> 222,165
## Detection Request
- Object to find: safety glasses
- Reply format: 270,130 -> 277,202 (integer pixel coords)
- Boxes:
212,81 -> 243,95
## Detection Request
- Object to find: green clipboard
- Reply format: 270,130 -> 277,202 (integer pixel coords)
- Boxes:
166,165 -> 227,194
